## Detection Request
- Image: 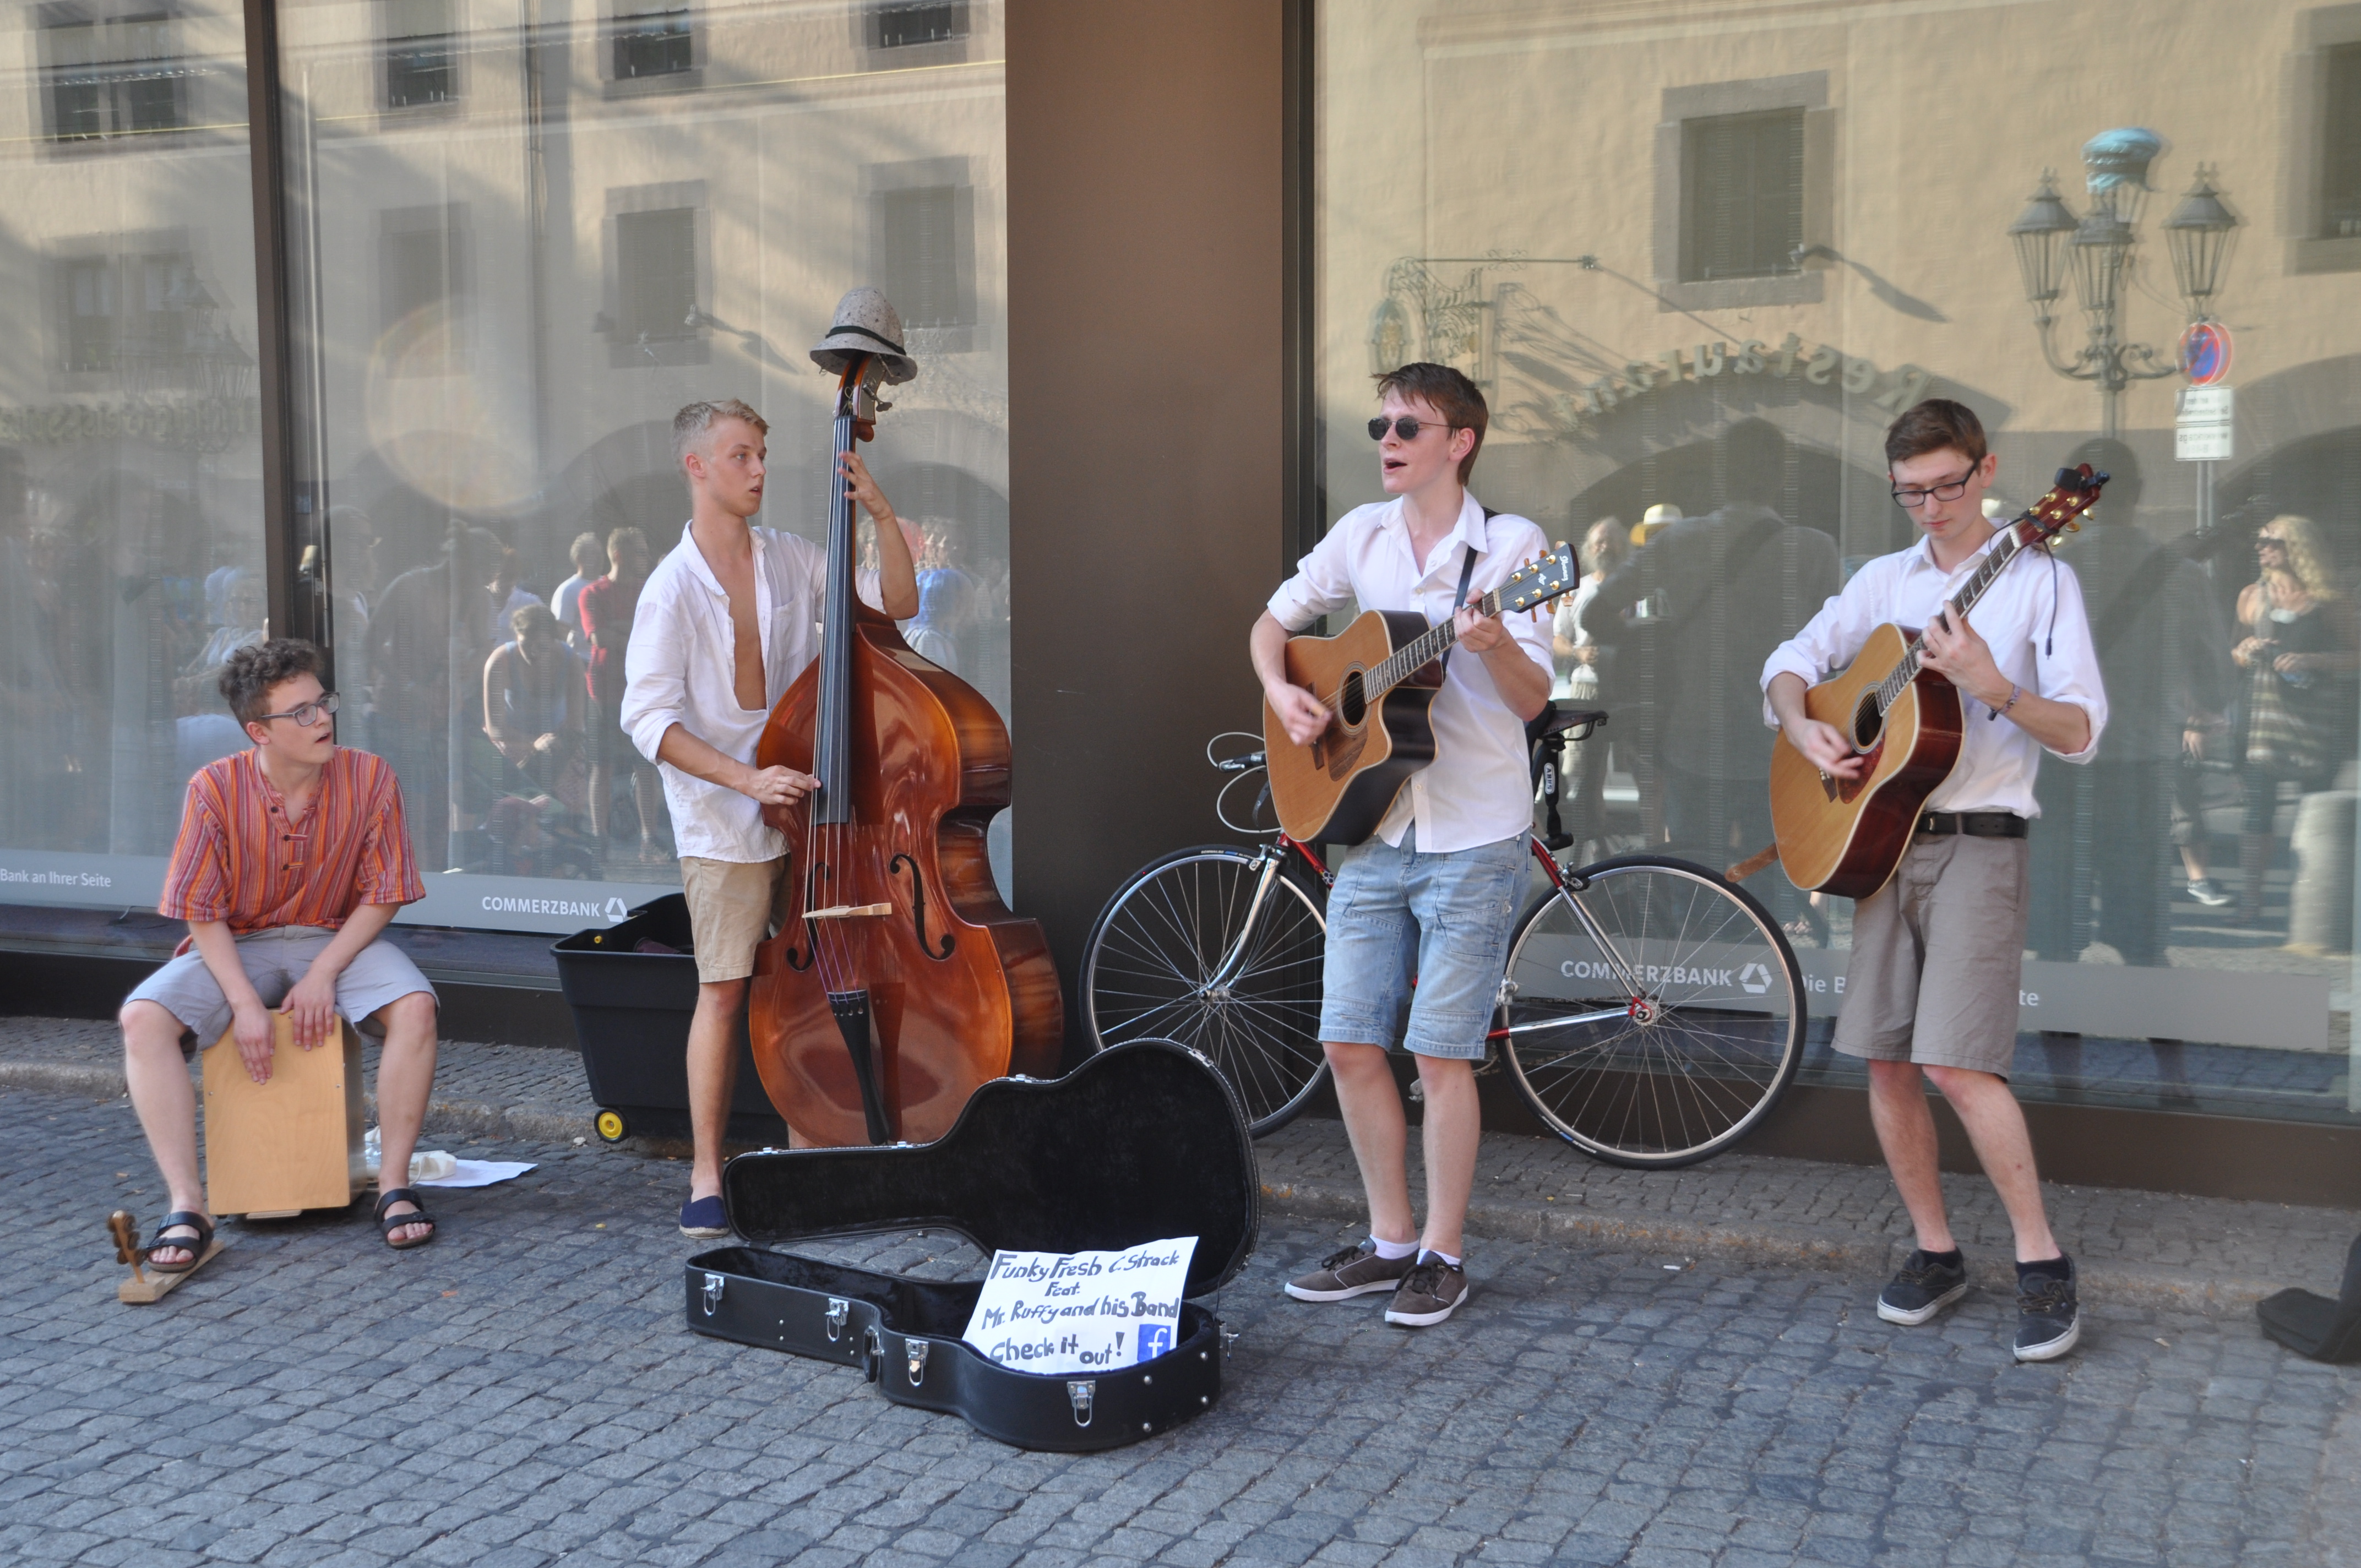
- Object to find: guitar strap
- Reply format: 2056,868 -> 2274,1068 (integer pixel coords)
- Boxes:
1435,519 -> 1487,676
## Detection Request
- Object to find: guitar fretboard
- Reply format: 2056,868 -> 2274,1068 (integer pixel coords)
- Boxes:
1870,524 -> 2031,716
1347,585 -> 1509,709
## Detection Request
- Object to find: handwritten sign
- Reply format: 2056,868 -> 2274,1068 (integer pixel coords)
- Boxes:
961,1237 -> 1199,1375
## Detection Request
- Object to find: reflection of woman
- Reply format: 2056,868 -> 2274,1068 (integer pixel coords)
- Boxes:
2232,516 -> 2359,924
1552,518 -> 1629,850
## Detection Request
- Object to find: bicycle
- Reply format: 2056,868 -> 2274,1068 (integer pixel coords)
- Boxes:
1078,711 -> 1807,1166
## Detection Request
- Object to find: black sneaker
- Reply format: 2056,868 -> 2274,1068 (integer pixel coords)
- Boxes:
1285,1242 -> 1416,1302
1877,1248 -> 1971,1326
1384,1257 -> 1468,1327
2014,1257 -> 2081,1362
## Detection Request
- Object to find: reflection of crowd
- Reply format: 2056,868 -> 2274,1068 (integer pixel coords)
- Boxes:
1566,421 -> 1839,937
336,518 -> 677,877
1539,423 -> 2361,967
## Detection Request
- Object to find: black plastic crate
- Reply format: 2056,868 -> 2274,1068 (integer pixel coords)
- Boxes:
552,894 -> 789,1145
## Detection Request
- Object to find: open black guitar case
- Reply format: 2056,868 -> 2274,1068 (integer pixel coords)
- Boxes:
2255,1231 -> 2361,1364
687,1038 -> 1260,1451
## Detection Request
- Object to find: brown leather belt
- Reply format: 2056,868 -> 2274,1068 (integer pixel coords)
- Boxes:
1917,811 -> 2029,839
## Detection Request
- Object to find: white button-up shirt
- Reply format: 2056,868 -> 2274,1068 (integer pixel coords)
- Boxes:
1267,493 -> 1555,853
622,521 -> 879,863
1759,529 -> 2108,816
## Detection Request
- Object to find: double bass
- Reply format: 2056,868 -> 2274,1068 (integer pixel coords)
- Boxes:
748,293 -> 1062,1147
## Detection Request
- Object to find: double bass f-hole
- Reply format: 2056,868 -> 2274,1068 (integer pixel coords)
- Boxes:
890,853 -> 955,960
780,858 -> 828,972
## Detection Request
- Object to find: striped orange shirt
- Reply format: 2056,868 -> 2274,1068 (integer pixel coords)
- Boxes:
159,747 -> 426,934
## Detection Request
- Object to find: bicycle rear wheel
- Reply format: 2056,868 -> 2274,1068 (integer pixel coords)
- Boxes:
1499,853 -> 1804,1167
1079,845 -> 1330,1135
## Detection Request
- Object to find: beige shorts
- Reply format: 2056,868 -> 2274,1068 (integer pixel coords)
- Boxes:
679,855 -> 790,983
1832,832 -> 2029,1077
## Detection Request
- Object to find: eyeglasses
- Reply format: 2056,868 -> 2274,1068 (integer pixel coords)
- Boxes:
1368,415 -> 1459,442
1891,472 -> 1976,508
257,692 -> 340,727
2257,535 -> 2287,548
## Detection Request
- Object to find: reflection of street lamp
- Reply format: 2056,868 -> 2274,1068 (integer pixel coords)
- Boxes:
2006,135 -> 2239,439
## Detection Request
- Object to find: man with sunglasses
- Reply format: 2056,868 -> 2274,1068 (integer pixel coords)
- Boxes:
120,639 -> 441,1269
1762,399 -> 2107,1362
1254,362 -> 1554,1327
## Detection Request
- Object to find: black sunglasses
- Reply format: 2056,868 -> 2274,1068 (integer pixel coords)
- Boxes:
1368,415 -> 1459,442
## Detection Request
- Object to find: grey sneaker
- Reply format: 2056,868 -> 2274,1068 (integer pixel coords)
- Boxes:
1285,1242 -> 1415,1302
1384,1257 -> 1468,1326
1877,1248 -> 1971,1326
2187,878 -> 2233,907
2014,1257 -> 2082,1362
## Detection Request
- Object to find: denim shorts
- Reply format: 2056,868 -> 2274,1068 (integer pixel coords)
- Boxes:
1317,826 -> 1528,1059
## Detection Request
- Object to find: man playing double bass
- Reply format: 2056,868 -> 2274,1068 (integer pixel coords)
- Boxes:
1253,362 -> 1554,1327
623,389 -> 920,1238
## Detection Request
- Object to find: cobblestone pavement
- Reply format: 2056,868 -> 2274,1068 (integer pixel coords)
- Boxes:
7,1084 -> 2360,1568
3,1018 -> 2352,1310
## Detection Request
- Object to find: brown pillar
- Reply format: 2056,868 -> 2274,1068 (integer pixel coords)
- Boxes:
1007,1 -> 1294,1058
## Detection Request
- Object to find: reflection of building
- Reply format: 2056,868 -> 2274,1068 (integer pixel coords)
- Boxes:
0,0 -> 1012,889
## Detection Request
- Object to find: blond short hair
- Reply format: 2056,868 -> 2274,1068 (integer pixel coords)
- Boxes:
673,399 -> 768,464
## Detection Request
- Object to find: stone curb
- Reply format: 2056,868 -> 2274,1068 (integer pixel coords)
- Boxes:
1256,1176 -> 2285,1313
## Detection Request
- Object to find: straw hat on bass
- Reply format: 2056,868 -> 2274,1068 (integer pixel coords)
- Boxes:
810,287 -> 918,384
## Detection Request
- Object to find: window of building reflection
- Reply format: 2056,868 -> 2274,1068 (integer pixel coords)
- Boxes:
275,0 -> 1009,923
1317,0 -> 2361,1126
1,0 -> 264,943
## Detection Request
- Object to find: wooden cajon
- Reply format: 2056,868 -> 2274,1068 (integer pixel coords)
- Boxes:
202,1012 -> 368,1219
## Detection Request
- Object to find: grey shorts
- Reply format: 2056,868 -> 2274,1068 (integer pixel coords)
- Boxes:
125,926 -> 438,1055
1832,833 -> 2029,1077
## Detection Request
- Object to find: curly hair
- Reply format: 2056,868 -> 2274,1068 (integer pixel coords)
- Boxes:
219,638 -> 324,727
2259,515 -> 2343,604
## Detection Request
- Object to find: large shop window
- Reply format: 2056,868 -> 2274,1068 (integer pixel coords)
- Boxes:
0,0 -> 264,956
0,0 -> 1009,950
1318,0 -> 2361,1130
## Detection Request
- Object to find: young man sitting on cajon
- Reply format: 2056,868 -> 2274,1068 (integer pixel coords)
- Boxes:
121,639 -> 439,1270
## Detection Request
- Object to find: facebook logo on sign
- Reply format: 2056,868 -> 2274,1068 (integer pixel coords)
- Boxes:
1136,1324 -> 1174,1362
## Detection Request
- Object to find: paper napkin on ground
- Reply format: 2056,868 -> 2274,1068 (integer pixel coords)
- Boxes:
962,1237 -> 1198,1374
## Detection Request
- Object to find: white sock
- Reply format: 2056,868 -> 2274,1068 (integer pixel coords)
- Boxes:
1370,1236 -> 1417,1260
1418,1248 -> 1461,1268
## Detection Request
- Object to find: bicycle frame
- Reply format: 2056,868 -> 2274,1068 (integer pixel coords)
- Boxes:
1200,835 -> 1331,995
1487,837 -> 1647,1041
1227,830 -> 1642,1043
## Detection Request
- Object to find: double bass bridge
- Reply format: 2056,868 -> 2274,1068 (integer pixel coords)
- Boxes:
806,902 -> 894,921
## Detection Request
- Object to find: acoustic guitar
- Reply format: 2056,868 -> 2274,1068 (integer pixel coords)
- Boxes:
1263,542 -> 1579,844
1766,464 -> 2109,900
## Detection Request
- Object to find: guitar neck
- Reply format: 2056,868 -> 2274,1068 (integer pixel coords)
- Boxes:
1361,585 -> 1507,703
1879,523 -> 2030,709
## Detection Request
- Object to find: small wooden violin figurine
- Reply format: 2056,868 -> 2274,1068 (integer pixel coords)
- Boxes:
747,288 -> 1062,1147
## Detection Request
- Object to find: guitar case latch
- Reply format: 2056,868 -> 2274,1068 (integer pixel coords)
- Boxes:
1067,1379 -> 1095,1428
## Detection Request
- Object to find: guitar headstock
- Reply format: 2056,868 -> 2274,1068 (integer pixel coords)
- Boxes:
2014,462 -> 2110,548
1499,541 -> 1581,614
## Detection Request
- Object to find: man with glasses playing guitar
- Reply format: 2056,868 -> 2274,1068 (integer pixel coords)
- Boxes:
1762,399 -> 2107,1361
1253,362 -> 1554,1327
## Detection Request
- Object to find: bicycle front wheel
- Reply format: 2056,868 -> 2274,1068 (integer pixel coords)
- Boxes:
1500,854 -> 1804,1168
1079,845 -> 1330,1135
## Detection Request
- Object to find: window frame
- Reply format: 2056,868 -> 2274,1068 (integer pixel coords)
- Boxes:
1652,72 -> 1833,313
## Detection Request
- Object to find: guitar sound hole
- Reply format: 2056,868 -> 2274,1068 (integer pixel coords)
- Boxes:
1851,694 -> 1883,752
1339,670 -> 1367,727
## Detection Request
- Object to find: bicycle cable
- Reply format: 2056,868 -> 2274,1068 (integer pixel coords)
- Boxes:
1207,731 -> 1280,836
